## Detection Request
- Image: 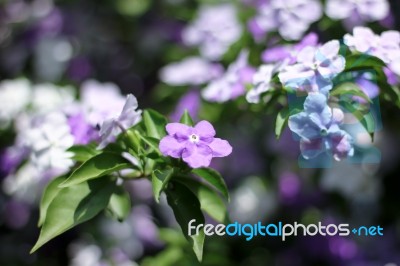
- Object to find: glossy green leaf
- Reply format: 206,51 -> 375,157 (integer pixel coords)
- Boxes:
139,135 -> 161,153
59,152 -> 132,187
331,82 -> 372,103
143,109 -> 168,139
275,107 -> 289,139
38,176 -> 66,227
31,178 -> 116,253
177,178 -> 229,223
166,182 -> 205,262
67,145 -> 100,162
107,186 -> 131,222
192,168 -> 229,201
179,110 -> 194,126
345,53 -> 386,71
152,168 -> 174,203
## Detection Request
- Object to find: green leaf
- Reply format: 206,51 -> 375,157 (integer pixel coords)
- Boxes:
152,168 -> 174,203
275,107 -> 289,139
38,176 -> 66,227
139,135 -> 161,153
59,152 -> 132,187
166,182 -> 205,262
192,168 -> 229,201
31,178 -> 116,253
331,82 -> 372,103
176,178 -> 229,223
143,109 -> 168,139
67,145 -> 100,162
345,53 -> 386,71
179,110 -> 194,126
107,186 -> 131,222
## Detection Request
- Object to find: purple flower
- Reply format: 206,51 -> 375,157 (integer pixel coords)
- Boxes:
279,40 -> 345,94
326,0 -> 389,27
202,50 -> 256,103
98,94 -> 142,149
262,33 -> 319,65
159,121 -> 232,168
170,91 -> 201,122
246,64 -> 277,103
68,113 -> 99,145
288,93 -> 354,161
252,0 -> 322,40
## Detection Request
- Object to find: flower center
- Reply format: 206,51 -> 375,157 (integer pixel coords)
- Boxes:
320,129 -> 328,137
189,134 -> 199,143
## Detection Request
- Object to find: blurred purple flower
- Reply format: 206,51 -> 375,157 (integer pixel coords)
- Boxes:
326,0 -> 389,27
159,121 -> 232,168
279,172 -> 301,203
68,113 -> 99,145
159,57 -> 222,86
289,93 -> 354,160
202,50 -> 256,103
182,4 -> 242,60
262,33 -> 319,65
171,90 -> 201,122
3,200 -> 31,229
252,0 -> 322,40
279,40 -> 345,94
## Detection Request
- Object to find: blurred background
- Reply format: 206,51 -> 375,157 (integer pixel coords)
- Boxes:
1,0 -> 400,265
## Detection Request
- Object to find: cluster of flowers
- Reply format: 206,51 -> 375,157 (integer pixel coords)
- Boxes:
0,80 -> 142,202
158,1 -> 400,162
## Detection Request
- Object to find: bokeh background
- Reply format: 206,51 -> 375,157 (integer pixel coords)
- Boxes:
1,0 -> 400,265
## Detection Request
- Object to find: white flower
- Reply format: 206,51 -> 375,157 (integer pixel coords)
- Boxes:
246,64 -> 276,103
159,57 -> 222,86
0,78 -> 31,127
326,0 -> 389,23
182,4 -> 242,60
25,112 -> 74,171
31,83 -> 75,114
98,94 -> 142,149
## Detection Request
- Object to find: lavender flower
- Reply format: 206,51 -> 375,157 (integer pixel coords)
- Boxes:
288,93 -> 354,161
170,91 -> 201,122
202,50 -> 255,103
279,40 -> 346,94
67,113 -> 99,145
182,4 -> 242,60
326,0 -> 389,27
159,57 -> 222,86
159,120 -> 232,168
246,64 -> 277,103
252,0 -> 322,40
98,94 -> 142,149
262,33 -> 319,65
344,27 -> 400,65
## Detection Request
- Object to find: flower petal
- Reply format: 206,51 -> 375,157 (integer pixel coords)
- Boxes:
194,120 -> 216,139
208,138 -> 232,157
182,143 -> 213,168
300,138 -> 325,159
159,136 -> 186,158
166,123 -> 191,137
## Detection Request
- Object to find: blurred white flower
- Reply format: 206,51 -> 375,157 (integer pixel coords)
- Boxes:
25,112 -> 74,171
182,4 -> 242,60
0,78 -> 31,127
246,64 -> 276,103
32,83 -> 75,114
98,94 -> 142,149
159,57 -> 222,86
